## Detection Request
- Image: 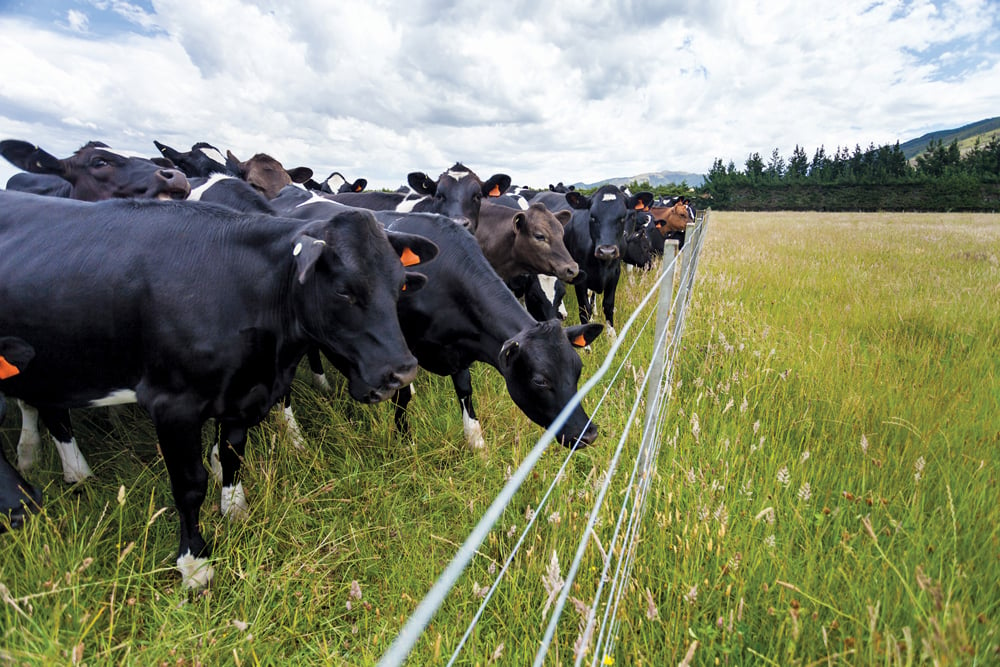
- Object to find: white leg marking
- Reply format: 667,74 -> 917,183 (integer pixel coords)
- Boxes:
606,324 -> 618,345
52,436 -> 93,483
220,482 -> 248,520
176,551 -> 215,589
209,443 -> 223,484
16,401 -> 41,473
281,406 -> 307,450
312,372 -> 332,393
462,405 -> 485,450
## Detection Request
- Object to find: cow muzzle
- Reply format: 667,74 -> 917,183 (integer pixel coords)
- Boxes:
594,245 -> 620,261
360,360 -> 419,404
154,168 -> 191,200
559,421 -> 598,450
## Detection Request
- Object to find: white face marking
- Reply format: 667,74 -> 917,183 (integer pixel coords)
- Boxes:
447,169 -> 471,180
324,173 -> 347,190
198,147 -> 227,168
187,172 -> 231,201
89,389 -> 137,407
395,195 -> 425,213
101,147 -> 148,160
602,193 -> 617,202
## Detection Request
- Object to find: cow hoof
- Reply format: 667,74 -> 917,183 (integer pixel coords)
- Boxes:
209,444 -> 223,484
281,406 -> 307,450
53,438 -> 93,483
606,325 -> 618,345
463,416 -> 485,451
177,552 -> 215,589
221,482 -> 249,520
311,373 -> 332,394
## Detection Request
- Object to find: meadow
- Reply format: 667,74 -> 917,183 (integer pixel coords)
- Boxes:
1,211 -> 998,665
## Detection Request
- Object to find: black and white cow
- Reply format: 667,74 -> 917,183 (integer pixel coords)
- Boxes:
153,140 -> 237,179
1,140 -> 190,201
329,162 -> 511,233
532,185 -> 654,335
0,190 -> 437,587
1,337 -> 42,532
310,171 -> 367,195
382,212 -> 603,450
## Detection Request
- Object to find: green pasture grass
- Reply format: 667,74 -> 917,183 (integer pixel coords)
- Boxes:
2,211 -> 998,665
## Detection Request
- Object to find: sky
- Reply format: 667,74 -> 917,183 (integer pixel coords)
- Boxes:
0,0 -> 998,190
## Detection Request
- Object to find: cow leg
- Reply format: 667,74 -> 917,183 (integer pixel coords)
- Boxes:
276,392 -> 306,450
15,400 -> 42,473
37,407 -> 93,483
602,279 -> 619,343
392,385 -> 413,438
306,348 -> 331,393
216,421 -> 249,520
575,283 -> 593,323
452,369 -> 484,450
151,413 -> 213,589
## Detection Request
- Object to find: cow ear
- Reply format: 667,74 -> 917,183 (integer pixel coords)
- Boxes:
292,235 -> 327,284
153,140 -> 181,162
565,191 -> 591,210
0,336 -> 35,379
630,191 -> 654,211
0,140 -> 63,175
386,230 -> 439,267
408,172 -> 437,195
513,212 -> 526,232
151,157 -> 177,169
287,167 -> 314,184
225,150 -> 245,176
554,210 -> 573,226
401,271 -> 428,294
351,178 -> 367,192
498,338 -> 522,372
565,323 -> 604,348
483,173 -> 511,198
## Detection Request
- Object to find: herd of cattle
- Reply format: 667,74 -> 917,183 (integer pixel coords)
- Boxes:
0,139 -> 696,588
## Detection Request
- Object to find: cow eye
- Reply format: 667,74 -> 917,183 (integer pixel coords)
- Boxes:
336,291 -> 356,305
91,158 -> 109,168
531,375 -> 551,390
533,233 -> 547,242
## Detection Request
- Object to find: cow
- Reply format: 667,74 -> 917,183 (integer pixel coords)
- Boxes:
0,140 -> 190,201
381,212 -> 603,450
225,150 -> 314,200
329,162 -> 511,233
0,190 -> 437,588
153,140 -> 236,178
475,201 -> 578,282
1,338 -> 42,532
531,185 -> 654,335
648,196 -> 692,250
308,171 -> 368,195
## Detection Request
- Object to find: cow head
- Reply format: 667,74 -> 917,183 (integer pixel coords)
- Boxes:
226,150 -> 313,200
318,171 -> 367,194
0,336 -> 42,532
0,139 -> 190,202
154,140 -> 235,179
622,210 -> 654,269
511,204 -> 579,281
290,209 -> 438,403
407,162 -> 511,232
498,320 -> 604,448
566,185 -> 653,263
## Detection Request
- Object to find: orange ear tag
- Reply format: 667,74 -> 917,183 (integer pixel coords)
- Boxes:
634,202 -> 645,210
489,185 -> 501,197
400,247 -> 420,267
573,334 -> 588,347
401,284 -> 407,291
0,356 -> 21,379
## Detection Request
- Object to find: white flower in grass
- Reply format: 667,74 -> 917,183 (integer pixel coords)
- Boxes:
914,456 -> 925,483
797,482 -> 812,502
860,434 -> 869,455
697,504 -> 709,522
740,396 -> 749,413
764,534 -> 776,549
472,581 -> 488,599
547,511 -> 561,524
690,412 -> 700,440
507,524 -> 517,538
777,466 -> 791,487
739,478 -> 753,499
753,420 -> 760,435
541,551 -> 564,618
525,505 -> 535,522
684,584 -> 698,605
714,502 -> 728,526
800,450 -> 810,464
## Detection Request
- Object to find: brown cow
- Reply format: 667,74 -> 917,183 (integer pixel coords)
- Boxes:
647,197 -> 692,250
475,201 -> 578,282
226,150 -> 313,199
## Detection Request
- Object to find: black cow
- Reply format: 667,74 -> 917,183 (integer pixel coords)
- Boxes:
532,185 -> 654,335
622,210 -> 654,269
0,190 -> 437,587
1,140 -> 190,201
1,337 -> 42,532
153,140 -> 237,179
329,162 -> 511,233
382,212 -> 603,449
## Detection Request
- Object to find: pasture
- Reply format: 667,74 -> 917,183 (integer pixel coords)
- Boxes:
2,211 -> 998,665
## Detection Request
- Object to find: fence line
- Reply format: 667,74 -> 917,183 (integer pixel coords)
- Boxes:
378,211 -> 711,667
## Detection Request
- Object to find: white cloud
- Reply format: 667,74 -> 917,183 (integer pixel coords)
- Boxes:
1,0 -> 998,190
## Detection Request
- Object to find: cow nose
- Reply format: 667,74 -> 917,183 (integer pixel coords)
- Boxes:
157,168 -> 191,197
594,245 -> 619,261
391,359 -> 419,389
562,263 -> 580,280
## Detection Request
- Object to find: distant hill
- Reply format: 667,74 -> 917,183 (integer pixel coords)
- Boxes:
899,116 -> 1000,159
573,169 -> 704,191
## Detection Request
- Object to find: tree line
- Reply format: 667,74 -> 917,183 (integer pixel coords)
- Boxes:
696,135 -> 1000,211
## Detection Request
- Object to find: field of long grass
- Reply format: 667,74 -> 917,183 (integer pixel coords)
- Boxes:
2,211 -> 998,665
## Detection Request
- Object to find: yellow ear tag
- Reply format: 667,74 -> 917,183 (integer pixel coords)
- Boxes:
400,247 -> 420,267
0,356 -> 21,380
572,334 -> 588,347
489,185 -> 501,197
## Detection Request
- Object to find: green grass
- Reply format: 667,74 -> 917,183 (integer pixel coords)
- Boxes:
2,211 -> 998,665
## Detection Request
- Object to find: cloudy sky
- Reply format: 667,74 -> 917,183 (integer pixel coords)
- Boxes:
1,0 -> 998,190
